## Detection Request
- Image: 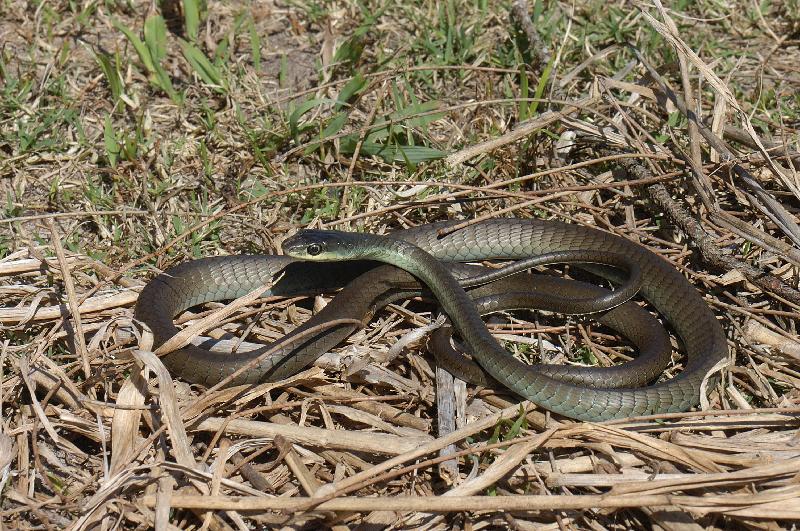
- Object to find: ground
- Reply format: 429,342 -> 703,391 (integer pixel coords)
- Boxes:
1,0 -> 800,529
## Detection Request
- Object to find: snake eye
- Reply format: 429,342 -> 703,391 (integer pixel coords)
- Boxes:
307,243 -> 322,256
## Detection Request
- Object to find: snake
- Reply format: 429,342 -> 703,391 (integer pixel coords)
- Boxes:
282,219 -> 727,420
135,219 -> 726,420
134,245 -> 648,385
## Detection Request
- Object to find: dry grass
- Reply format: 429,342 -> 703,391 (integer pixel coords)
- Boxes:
1,0 -> 800,529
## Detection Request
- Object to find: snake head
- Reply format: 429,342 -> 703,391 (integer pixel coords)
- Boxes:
283,230 -> 361,260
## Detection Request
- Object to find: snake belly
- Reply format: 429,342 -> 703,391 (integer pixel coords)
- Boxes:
283,219 -> 728,421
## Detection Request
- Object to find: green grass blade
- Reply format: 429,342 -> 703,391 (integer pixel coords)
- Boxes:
144,15 -> 168,62
335,73 -> 367,110
518,65 -> 529,121
391,100 -> 444,128
321,111 -> 348,140
340,137 -> 446,164
304,111 -> 348,155
279,54 -> 288,87
113,18 -> 154,73
179,39 -> 226,92
183,0 -> 200,42
103,114 -> 120,167
333,36 -> 365,67
529,56 -> 554,116
287,97 -> 338,139
94,52 -> 123,104
152,63 -> 182,103
248,17 -> 261,70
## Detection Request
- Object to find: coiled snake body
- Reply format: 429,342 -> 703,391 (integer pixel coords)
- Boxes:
135,219 -> 727,421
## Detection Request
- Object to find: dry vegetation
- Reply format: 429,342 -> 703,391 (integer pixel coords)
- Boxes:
2,0 -> 800,528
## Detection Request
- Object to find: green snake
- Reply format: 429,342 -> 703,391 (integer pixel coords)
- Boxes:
135,219 -> 727,421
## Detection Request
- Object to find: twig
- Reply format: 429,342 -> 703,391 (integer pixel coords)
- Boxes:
709,211 -> 800,268
446,95 -> 599,166
310,403 -> 536,504
632,48 -> 800,247
615,155 -> 800,305
443,431 -> 555,496
434,366 -> 461,483
638,8 -> 800,199
139,487 -> 800,516
46,220 -> 91,378
0,291 -> 139,324
0,209 -> 150,225
723,124 -> 800,170
191,417 -> 431,456
274,435 -> 322,496
326,168 -> 681,229
649,2 -> 716,212
509,0 -> 550,72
